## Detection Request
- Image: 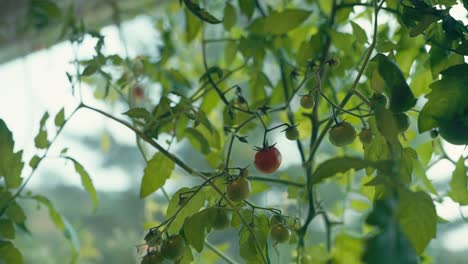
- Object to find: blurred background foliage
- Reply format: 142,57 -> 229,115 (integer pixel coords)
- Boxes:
0,0 -> 467,263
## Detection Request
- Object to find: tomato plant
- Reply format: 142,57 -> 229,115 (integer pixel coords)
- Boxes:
1,0 -> 467,263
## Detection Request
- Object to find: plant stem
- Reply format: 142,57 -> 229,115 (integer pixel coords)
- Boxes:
248,177 -> 304,188
205,241 -> 239,264
308,0 -> 383,163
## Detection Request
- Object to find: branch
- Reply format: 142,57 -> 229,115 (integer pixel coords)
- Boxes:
249,176 -> 305,188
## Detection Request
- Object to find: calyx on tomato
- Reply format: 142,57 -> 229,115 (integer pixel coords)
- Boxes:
269,214 -> 285,227
254,145 -> 282,174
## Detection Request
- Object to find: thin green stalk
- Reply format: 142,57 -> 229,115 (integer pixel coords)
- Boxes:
249,176 -> 305,188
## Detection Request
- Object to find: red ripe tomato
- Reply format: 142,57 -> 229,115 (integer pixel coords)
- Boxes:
254,147 -> 282,174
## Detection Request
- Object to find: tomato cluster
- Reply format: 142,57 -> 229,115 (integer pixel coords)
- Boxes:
141,234 -> 186,263
268,215 -> 291,244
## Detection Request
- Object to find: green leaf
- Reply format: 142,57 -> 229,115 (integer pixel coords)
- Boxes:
81,62 -> 98,76
122,108 -> 151,120
185,127 -> 211,154
34,130 -> 49,149
238,0 -> 254,19
397,189 -> 437,254
410,14 -> 439,37
185,9 -> 202,42
372,105 -> 401,149
0,119 -> 24,189
333,233 -> 363,264
448,157 -> 468,205
362,198 -> 418,264
248,9 -> 311,35
34,112 -> 50,149
0,241 -> 23,264
230,209 -> 252,228
140,152 -> 175,198
183,208 -> 216,252
166,69 -> 191,89
68,158 -> 98,210
33,194 -> 65,231
312,157 -> 390,185
413,159 -> 438,195
180,244 -> 194,264
224,41 -> 238,66
429,46 -> 465,79
183,0 -> 222,24
251,181 -> 270,194
370,54 -> 417,113
351,21 -> 368,44
239,214 -> 269,263
199,66 -> 224,83
33,194 -> 80,261
398,148 -> 417,184
223,3 -> 236,30
0,219 -> 15,239
54,108 -> 65,127
6,201 -> 26,224
418,63 -> 468,132
166,187 -> 205,233
296,37 -> 321,66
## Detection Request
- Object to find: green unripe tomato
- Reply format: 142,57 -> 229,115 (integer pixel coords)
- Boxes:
329,122 -> 356,147
358,128 -> 373,145
394,113 -> 410,133
270,224 -> 291,243
300,95 -> 315,109
161,235 -> 185,260
269,214 -> 285,227
226,177 -> 251,202
285,127 -> 299,141
212,209 -> 230,230
141,251 -> 164,264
